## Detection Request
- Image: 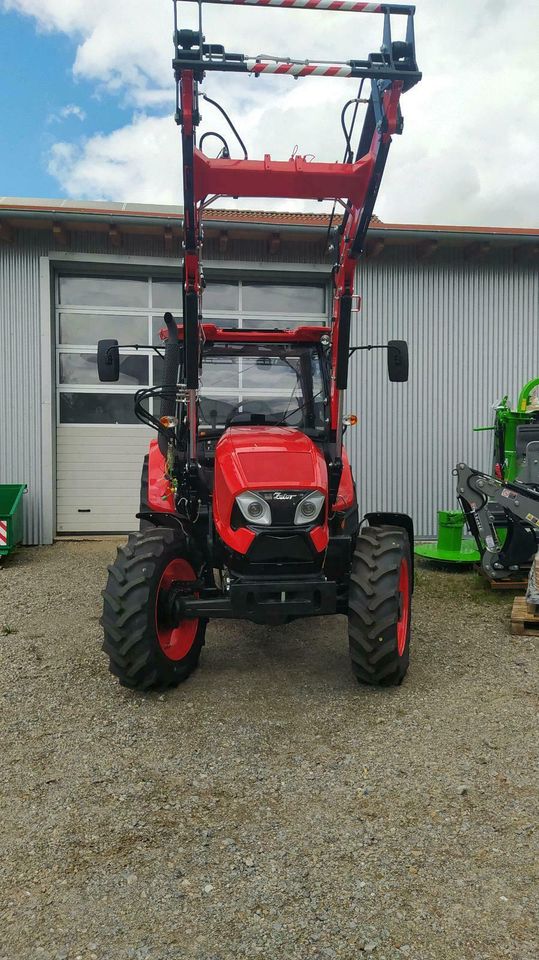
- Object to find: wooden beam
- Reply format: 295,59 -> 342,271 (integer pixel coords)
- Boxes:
416,239 -> 438,261
219,230 -> 229,254
0,220 -> 14,242
464,241 -> 490,261
108,224 -> 122,248
367,238 -> 385,259
268,232 -> 281,255
514,242 -> 539,264
163,226 -> 174,253
52,221 -> 69,247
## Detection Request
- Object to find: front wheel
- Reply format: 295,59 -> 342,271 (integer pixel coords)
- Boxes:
101,528 -> 206,690
347,525 -> 412,686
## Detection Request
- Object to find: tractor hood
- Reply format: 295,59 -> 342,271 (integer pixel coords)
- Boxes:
215,426 -> 327,494
213,426 -> 328,554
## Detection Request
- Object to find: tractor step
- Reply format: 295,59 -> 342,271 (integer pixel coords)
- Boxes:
510,596 -> 539,636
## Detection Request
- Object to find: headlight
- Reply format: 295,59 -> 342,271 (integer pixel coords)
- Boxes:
236,491 -> 272,526
294,490 -> 325,525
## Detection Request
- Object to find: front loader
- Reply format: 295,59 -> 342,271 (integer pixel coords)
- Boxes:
455,379 -> 539,583
97,0 -> 421,690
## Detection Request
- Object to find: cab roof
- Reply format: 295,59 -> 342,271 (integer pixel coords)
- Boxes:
160,323 -> 329,343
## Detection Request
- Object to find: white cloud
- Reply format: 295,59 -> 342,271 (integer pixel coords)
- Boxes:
48,113 -> 181,204
60,104 -> 86,121
4,0 -> 539,225
48,103 -> 86,123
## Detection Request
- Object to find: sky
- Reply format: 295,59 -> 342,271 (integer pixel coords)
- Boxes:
0,0 -> 538,227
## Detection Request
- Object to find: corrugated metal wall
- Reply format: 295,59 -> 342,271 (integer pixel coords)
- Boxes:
0,233 -> 48,545
0,228 -> 178,545
1,227 -> 537,543
349,245 -> 539,537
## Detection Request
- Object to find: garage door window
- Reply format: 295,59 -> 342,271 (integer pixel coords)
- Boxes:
242,283 -> 325,314
59,313 -> 148,345
59,353 -> 148,387
59,276 -> 148,308
57,274 -> 328,427
152,280 -> 239,312
59,393 -> 140,424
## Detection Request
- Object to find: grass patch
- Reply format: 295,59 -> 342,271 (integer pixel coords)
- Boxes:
415,562 -> 509,607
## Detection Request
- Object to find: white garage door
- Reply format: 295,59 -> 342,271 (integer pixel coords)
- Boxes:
55,273 -> 328,533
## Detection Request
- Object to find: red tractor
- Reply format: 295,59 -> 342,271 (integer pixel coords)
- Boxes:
97,0 -> 421,690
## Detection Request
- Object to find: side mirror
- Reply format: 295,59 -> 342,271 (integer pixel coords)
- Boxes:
387,339 -> 409,382
97,339 -> 120,382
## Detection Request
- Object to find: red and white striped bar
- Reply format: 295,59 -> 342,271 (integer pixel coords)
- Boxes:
181,0 -> 413,15
0,520 -> 8,546
246,59 -> 353,76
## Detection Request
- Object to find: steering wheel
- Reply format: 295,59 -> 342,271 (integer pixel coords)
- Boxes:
224,403 -> 257,428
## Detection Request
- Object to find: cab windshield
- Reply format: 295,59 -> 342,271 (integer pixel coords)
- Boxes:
198,341 -> 328,436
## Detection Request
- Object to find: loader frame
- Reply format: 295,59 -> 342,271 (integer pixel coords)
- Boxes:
170,0 -> 420,504
456,463 -> 539,580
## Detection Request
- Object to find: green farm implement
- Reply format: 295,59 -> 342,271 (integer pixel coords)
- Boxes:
417,379 -> 539,580
0,484 -> 26,557
456,379 -> 539,582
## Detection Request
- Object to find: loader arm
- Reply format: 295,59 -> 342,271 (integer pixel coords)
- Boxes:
455,463 -> 539,580
172,0 -> 420,501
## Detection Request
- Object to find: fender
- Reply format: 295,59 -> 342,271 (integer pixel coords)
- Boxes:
147,439 -> 175,513
363,511 -> 415,590
334,447 -> 356,512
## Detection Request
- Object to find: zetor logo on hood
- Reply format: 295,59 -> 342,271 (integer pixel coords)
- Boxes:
272,492 -> 295,500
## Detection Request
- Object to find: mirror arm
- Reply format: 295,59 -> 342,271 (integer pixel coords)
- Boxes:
108,343 -> 165,358
348,344 -> 387,357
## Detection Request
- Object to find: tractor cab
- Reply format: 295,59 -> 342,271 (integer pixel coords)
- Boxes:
195,324 -> 330,453
198,331 -> 328,437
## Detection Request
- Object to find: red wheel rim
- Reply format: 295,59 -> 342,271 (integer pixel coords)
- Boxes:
396,557 -> 410,657
155,558 -> 199,661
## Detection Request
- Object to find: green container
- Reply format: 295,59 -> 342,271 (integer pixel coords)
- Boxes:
415,509 -> 480,564
0,484 -> 26,556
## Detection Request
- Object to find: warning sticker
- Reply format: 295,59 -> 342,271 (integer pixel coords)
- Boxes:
525,513 -> 539,526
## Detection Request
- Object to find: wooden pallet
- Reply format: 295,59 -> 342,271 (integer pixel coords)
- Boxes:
490,577 -> 529,592
510,596 -> 539,636
475,565 -> 529,591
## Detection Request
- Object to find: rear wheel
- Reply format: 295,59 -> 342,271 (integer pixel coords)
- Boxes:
101,528 -> 206,690
348,525 -> 411,686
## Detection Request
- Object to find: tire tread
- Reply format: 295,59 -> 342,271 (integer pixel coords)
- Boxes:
100,527 -> 206,690
347,525 -> 411,686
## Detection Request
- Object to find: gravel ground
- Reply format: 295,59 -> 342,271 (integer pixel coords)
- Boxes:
1,539 -> 538,960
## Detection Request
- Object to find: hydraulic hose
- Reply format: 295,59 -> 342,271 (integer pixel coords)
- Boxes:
158,311 -> 181,455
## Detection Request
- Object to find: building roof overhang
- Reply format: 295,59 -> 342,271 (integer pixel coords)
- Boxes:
0,197 -> 537,254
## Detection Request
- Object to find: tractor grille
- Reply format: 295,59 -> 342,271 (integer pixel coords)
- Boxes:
228,530 -> 323,577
